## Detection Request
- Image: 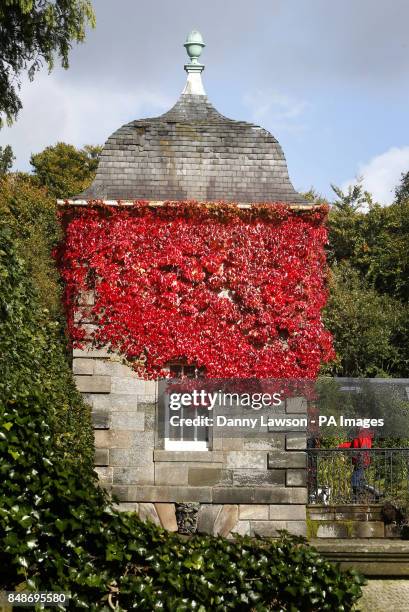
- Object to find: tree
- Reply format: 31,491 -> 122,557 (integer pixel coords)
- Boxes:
30,142 -> 102,198
328,186 -> 409,302
301,187 -> 328,205
0,0 -> 95,127
395,170 -> 409,205
323,262 -> 404,377
0,145 -> 14,175
331,182 -> 373,213
327,184 -> 366,266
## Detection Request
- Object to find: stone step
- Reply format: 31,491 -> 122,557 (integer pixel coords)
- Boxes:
312,539 -> 409,576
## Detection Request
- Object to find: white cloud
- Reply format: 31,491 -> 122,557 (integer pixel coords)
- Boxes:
342,146 -> 409,205
242,90 -> 307,132
0,72 -> 173,171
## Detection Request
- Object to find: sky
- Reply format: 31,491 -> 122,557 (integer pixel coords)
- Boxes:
1,0 -> 409,204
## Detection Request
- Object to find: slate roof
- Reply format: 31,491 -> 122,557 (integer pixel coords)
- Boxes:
77,93 -> 308,205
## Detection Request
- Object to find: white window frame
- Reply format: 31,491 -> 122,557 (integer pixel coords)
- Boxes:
164,362 -> 209,451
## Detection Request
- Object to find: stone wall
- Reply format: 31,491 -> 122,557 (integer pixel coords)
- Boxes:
307,505 -> 399,538
74,350 -> 307,537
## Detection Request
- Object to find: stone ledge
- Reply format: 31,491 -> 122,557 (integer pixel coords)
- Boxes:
112,485 -> 213,503
308,504 -> 383,522
110,484 -> 307,504
312,539 -> 409,576
313,520 -> 385,539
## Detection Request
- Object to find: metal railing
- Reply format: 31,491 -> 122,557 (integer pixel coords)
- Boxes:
307,448 -> 409,505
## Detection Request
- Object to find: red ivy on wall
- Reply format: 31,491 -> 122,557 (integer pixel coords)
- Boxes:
56,201 -> 334,379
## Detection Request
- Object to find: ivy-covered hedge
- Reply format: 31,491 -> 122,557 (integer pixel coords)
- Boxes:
0,224 -> 365,610
0,174 -> 61,315
0,176 -> 94,467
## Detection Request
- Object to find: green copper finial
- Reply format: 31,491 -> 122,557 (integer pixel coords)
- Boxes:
184,30 -> 205,69
182,30 -> 206,95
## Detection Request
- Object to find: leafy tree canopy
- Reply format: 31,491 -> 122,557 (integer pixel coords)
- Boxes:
328,183 -> 409,302
331,182 -> 373,213
0,144 -> 15,174
395,170 -> 409,205
0,0 -> 95,127
323,262 -> 406,377
30,142 -> 102,198
322,177 -> 409,377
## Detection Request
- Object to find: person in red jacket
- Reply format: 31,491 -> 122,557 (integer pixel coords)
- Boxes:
339,429 -> 379,501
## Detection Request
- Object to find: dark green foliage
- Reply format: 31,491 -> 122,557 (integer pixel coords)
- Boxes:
331,183 -> 373,213
0,144 -> 14,174
322,182 -> 409,377
323,263 -> 404,377
0,167 -> 96,467
0,225 -> 364,611
0,219 -> 93,468
30,142 -> 102,198
0,173 -> 61,314
0,0 -> 95,127
395,170 -> 409,205
328,184 -> 409,302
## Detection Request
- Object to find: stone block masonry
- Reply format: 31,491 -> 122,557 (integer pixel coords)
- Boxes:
307,505 -> 387,539
74,349 -> 308,538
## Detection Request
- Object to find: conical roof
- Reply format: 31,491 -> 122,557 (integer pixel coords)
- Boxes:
77,33 -> 307,205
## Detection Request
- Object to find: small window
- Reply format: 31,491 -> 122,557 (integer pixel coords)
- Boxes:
169,363 -> 204,379
164,362 -> 209,450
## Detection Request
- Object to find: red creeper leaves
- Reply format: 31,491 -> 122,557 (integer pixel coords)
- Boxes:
56,201 -> 334,379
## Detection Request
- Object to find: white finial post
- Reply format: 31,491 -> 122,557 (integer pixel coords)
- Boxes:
182,30 -> 206,95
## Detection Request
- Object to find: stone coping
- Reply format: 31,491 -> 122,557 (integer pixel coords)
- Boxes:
57,199 -> 316,211
312,539 -> 409,576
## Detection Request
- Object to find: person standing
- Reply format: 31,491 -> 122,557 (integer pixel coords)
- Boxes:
339,429 -> 378,501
